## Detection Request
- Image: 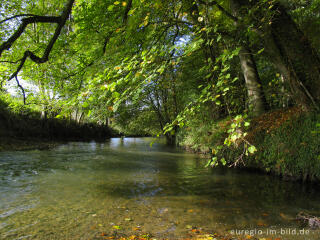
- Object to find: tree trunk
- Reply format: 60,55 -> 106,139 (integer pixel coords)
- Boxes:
264,3 -> 320,110
239,46 -> 267,116
230,0 -> 267,116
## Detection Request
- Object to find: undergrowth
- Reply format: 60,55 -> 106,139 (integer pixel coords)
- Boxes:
0,93 -> 113,141
178,107 -> 320,182
252,111 -> 320,181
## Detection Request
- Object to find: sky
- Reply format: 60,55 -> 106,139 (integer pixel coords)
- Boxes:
5,77 -> 38,97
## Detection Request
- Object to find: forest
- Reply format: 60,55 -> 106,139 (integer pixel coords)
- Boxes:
1,0 -> 320,179
1,0 -> 320,239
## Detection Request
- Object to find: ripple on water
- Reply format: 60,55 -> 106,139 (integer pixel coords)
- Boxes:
0,138 -> 320,240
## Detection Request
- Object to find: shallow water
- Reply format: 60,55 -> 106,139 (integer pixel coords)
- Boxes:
0,138 -> 320,239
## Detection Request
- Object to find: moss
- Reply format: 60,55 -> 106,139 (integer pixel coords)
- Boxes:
250,111 -> 320,181
178,107 -> 320,182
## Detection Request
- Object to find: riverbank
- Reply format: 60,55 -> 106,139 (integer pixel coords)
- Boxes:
0,136 -> 61,151
178,107 -> 320,182
0,93 -> 115,146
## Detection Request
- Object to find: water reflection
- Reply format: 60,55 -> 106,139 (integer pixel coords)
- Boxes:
0,138 -> 319,239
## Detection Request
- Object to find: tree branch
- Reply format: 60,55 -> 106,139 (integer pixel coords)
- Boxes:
15,76 -> 26,105
62,61 -> 94,80
0,16 -> 61,57
103,31 -> 114,54
1,0 -> 75,81
198,0 -> 239,22
123,0 -> 133,24
0,14 -> 45,25
102,0 -> 133,54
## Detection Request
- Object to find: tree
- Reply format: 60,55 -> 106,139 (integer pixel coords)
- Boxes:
0,0 -> 75,80
1,0 -> 320,145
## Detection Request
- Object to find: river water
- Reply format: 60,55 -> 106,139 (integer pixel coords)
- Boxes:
0,138 -> 320,239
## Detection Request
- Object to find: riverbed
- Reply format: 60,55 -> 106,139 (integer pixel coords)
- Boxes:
0,138 -> 319,239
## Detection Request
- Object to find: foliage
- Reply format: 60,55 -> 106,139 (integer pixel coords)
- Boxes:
0,92 -> 112,140
0,92 -> 40,117
0,0 -> 320,180
177,106 -> 227,153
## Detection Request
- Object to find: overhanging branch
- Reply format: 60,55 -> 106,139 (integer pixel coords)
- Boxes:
102,0 -> 133,54
0,0 -> 75,81
0,16 -> 61,57
0,14 -> 46,25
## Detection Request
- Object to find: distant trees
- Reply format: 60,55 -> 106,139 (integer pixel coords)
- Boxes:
0,0 -> 319,144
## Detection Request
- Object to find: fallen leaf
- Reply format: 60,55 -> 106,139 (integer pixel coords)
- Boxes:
191,229 -> 200,233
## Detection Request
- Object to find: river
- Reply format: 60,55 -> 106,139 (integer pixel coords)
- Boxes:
0,138 -> 319,239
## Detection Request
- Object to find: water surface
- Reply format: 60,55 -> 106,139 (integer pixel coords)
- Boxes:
0,138 -> 320,239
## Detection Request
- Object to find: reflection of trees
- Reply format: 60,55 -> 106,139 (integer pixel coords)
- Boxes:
97,139 -> 320,220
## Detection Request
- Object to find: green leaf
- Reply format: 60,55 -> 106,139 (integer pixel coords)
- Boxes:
248,145 -> 257,154
82,102 -> 89,108
112,92 -> 120,99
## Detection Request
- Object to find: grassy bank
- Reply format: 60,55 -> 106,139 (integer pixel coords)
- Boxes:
178,108 -> 320,182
